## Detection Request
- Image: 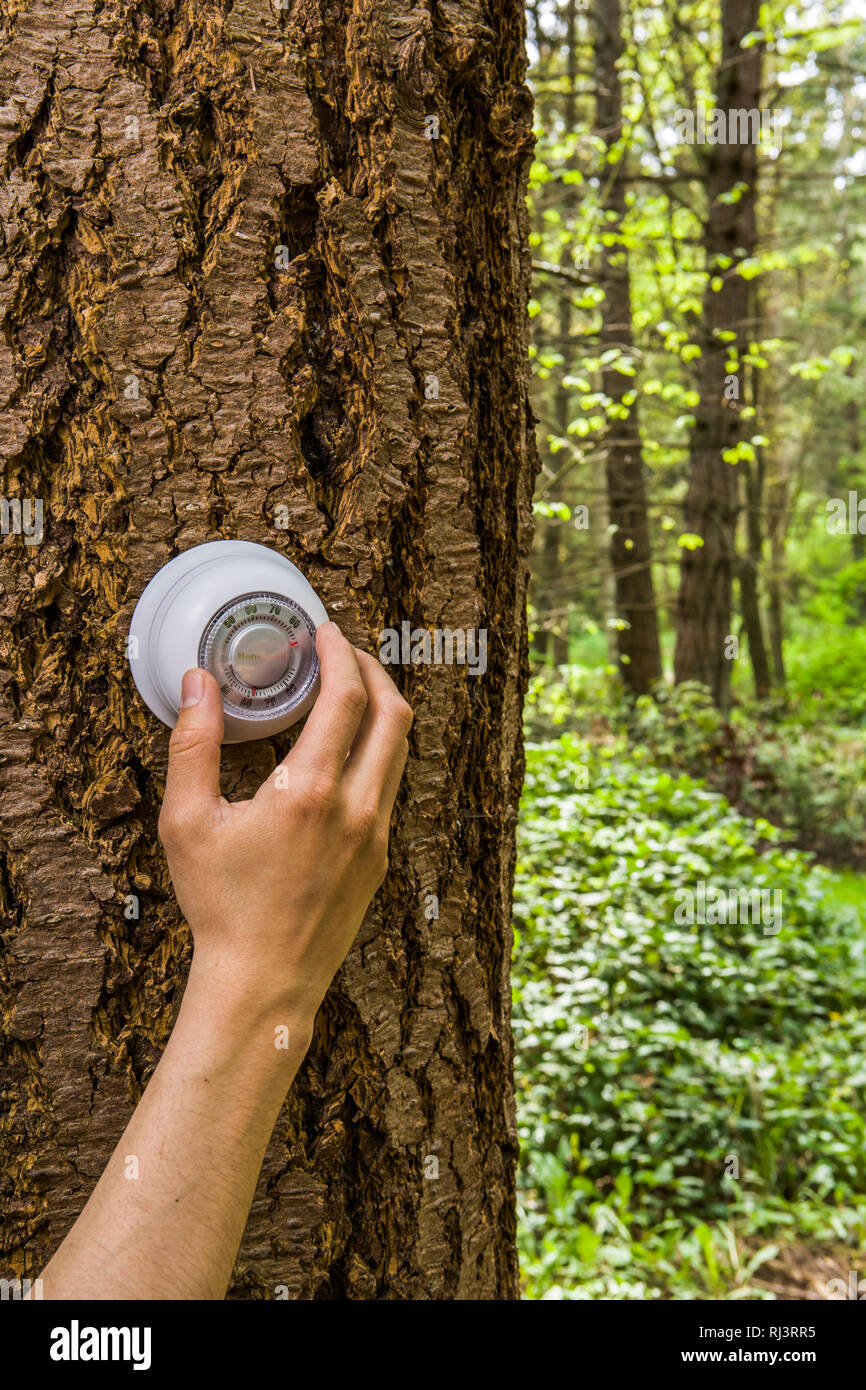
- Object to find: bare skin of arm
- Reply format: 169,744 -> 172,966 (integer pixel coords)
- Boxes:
38,621 -> 412,1300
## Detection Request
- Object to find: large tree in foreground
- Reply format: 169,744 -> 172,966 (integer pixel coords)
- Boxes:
0,0 -> 536,1299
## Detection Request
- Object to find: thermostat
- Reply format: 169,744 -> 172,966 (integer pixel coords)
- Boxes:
128,540 -> 328,743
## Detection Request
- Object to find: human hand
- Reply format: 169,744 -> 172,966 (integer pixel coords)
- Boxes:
157,621 -> 412,1040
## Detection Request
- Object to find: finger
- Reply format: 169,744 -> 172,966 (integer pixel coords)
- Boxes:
286,622 -> 367,776
378,731 -> 410,822
344,649 -> 413,803
162,669 -> 224,823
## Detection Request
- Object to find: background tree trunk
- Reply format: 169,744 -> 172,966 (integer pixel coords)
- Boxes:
532,0 -> 575,670
0,0 -> 536,1300
739,349 -> 771,697
595,0 -> 662,695
674,0 -> 760,708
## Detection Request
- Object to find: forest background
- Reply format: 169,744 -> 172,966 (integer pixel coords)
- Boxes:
516,0 -> 866,1300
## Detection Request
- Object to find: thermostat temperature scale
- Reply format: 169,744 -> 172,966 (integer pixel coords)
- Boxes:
197,593 -> 318,722
128,540 -> 328,743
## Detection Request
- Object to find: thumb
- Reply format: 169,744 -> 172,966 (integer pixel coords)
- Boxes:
163,669 -> 224,818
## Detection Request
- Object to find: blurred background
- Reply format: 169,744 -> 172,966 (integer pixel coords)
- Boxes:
514,0 -> 866,1299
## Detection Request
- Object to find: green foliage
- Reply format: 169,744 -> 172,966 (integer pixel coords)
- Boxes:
525,669 -> 866,866
520,0 -> 866,1303
527,0 -> 866,689
628,682 -> 866,867
514,732 -> 866,1299
782,555 -> 866,723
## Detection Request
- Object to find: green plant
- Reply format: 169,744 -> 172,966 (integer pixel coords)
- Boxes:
514,731 -> 866,1299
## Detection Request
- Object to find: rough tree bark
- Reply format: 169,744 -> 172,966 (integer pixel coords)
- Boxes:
0,0 -> 536,1300
761,152 -> 787,689
595,0 -> 662,695
674,0 -> 759,708
529,0 -> 574,670
738,348 -> 771,697
541,0 -> 576,670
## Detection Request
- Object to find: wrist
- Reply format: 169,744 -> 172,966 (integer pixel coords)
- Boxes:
182,951 -> 318,1067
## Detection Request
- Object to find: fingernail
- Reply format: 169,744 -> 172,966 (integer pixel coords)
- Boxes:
181,669 -> 206,708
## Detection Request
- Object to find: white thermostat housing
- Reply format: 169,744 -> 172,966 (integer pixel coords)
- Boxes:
128,540 -> 328,743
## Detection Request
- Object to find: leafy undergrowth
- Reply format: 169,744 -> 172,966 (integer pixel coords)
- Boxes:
525,669 -> 866,867
513,732 -> 866,1300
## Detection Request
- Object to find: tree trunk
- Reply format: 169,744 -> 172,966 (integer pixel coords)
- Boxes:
594,0 -> 662,695
674,0 -> 760,708
761,154 -> 787,690
738,543 -> 771,697
0,0 -> 536,1300
536,519 -> 569,665
739,356 -> 771,697
532,0 -> 576,671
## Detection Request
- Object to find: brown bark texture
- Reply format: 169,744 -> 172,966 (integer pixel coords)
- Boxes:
674,0 -> 759,707
595,0 -> 662,695
739,419 -> 771,697
0,0 -> 537,1299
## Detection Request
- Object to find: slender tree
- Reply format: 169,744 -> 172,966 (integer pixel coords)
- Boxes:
595,0 -> 663,693
739,340 -> 772,697
674,0 -> 761,707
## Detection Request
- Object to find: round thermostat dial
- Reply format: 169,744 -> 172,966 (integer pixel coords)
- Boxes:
128,541 -> 328,743
197,592 -> 318,724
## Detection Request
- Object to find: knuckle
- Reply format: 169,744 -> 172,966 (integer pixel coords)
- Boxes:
304,775 -> 339,816
351,803 -> 379,842
157,805 -> 184,848
168,723 -> 212,759
373,832 -> 390,884
368,825 -> 390,883
386,695 -> 413,733
335,680 -> 368,720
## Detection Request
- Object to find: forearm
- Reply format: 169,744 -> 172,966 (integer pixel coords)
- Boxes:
37,632 -> 409,1300
39,959 -> 313,1300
